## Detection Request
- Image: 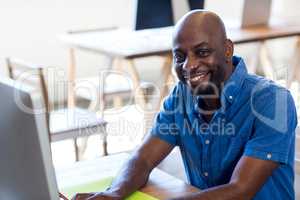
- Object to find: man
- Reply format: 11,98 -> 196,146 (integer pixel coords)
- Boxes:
73,10 -> 298,200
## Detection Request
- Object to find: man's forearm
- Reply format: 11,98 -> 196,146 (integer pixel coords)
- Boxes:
170,182 -> 250,200
103,153 -> 152,199
171,156 -> 278,200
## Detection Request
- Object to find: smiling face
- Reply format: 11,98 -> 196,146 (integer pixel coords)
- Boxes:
173,11 -> 233,97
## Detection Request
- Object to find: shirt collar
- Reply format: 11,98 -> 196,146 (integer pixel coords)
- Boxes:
222,56 -> 248,104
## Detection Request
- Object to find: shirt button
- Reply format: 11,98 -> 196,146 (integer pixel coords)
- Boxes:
204,172 -> 209,177
267,153 -> 272,159
229,95 -> 233,100
205,140 -> 210,145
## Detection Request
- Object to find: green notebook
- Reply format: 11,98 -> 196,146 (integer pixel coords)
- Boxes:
61,177 -> 158,200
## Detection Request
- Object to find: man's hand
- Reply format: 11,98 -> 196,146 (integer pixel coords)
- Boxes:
71,192 -> 121,200
71,192 -> 94,200
71,135 -> 174,200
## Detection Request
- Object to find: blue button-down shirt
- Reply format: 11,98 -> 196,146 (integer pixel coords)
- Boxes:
151,56 -> 298,199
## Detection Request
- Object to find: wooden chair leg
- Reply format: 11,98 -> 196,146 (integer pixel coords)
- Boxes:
259,41 -> 275,80
68,48 -> 76,109
288,37 -> 300,87
102,129 -> 108,156
247,44 -> 260,74
121,59 -> 147,108
143,54 -> 173,138
296,159 -> 300,175
74,137 -> 89,161
74,139 -> 79,161
103,139 -> 108,156
113,96 -> 123,108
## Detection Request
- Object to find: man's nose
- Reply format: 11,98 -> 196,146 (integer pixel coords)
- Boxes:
183,56 -> 198,71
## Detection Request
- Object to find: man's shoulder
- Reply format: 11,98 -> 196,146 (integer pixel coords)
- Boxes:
243,73 -> 292,106
245,73 -> 287,93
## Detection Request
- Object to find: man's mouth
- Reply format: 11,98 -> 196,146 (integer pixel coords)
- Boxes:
184,70 -> 210,83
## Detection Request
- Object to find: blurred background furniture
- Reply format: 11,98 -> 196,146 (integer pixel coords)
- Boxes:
59,20 -> 300,109
63,27 -> 157,152
65,26 -> 156,111
6,57 -> 108,161
59,29 -> 173,136
135,0 -> 204,30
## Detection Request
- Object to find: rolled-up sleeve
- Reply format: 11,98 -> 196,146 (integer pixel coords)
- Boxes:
244,88 -> 298,164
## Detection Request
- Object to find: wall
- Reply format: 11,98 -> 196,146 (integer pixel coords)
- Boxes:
0,0 -> 134,76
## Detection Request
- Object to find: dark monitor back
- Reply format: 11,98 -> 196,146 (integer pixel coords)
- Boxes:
135,0 -> 204,30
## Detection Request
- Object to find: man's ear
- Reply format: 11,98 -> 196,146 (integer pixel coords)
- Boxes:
225,39 -> 234,62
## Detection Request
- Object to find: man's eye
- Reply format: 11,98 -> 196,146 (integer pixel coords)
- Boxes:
196,49 -> 211,57
174,54 -> 185,63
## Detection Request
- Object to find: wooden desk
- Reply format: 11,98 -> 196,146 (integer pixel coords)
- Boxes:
60,22 -> 300,58
55,153 -> 199,199
59,21 -> 300,124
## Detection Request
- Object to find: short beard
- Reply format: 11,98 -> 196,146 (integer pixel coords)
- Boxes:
192,80 -> 221,98
192,67 -> 224,98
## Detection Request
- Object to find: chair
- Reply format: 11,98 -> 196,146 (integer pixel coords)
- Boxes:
6,57 -> 108,161
75,69 -> 154,109
67,27 -> 155,109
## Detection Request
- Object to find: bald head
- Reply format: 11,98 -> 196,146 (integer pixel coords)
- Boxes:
173,10 -> 227,45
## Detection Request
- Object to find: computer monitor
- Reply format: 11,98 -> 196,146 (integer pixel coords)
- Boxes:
241,0 -> 272,28
0,78 -> 59,200
204,0 -> 272,29
134,0 -> 205,30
